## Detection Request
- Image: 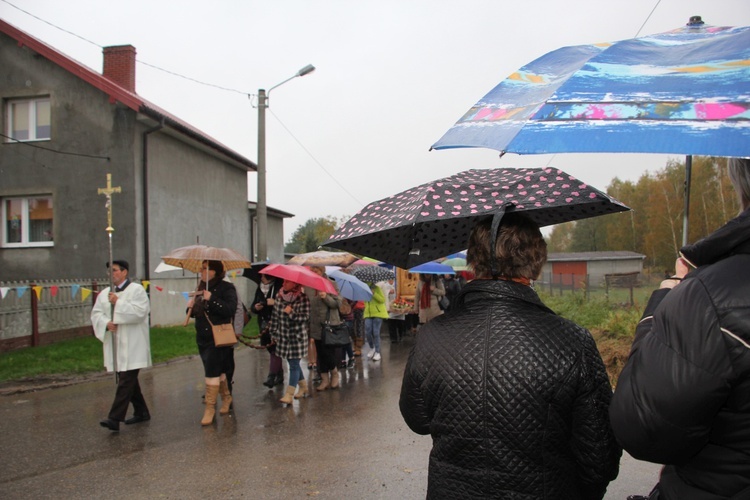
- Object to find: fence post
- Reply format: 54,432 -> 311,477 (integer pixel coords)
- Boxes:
585,274 -> 590,301
30,282 -> 39,347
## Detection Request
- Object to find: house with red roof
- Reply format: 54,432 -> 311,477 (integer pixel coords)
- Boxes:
0,19 -> 297,329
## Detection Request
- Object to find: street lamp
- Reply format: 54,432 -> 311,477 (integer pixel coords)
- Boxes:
256,63 -> 316,261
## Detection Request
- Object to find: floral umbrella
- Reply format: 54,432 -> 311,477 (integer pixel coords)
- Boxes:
431,19 -> 750,157
324,167 -> 629,269
431,18 -> 750,245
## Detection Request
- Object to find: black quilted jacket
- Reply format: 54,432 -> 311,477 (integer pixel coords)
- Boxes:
400,279 -> 621,499
610,208 -> 750,499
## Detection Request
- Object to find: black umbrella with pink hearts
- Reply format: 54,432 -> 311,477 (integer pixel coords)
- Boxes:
324,167 -> 629,269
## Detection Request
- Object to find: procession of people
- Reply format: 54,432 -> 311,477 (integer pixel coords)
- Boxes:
90,157 -> 750,499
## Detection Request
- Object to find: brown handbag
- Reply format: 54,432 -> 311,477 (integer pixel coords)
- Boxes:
205,313 -> 237,347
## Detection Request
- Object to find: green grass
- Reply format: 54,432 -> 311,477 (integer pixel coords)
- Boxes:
0,317 -> 260,384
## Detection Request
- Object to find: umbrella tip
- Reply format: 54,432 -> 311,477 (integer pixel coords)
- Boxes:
687,15 -> 704,26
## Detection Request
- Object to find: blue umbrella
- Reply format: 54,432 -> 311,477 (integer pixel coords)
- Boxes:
409,262 -> 455,275
432,19 -> 750,157
431,17 -> 750,245
328,270 -> 373,301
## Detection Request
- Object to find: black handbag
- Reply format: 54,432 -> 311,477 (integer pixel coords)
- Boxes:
322,308 -> 350,346
438,295 -> 450,311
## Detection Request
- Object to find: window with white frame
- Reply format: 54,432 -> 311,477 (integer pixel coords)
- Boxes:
6,97 -> 51,141
2,196 -> 54,247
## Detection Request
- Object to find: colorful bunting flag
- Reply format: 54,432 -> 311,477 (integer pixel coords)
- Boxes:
81,288 -> 92,301
71,284 -> 80,298
17,286 -> 28,298
50,285 -> 59,297
33,286 -> 43,299
0,287 -> 8,299
141,280 -> 150,291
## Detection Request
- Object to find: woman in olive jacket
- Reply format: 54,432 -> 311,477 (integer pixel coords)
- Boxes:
400,214 -> 621,499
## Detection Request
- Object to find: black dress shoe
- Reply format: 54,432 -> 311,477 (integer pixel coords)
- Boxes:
262,374 -> 275,388
124,413 -> 151,425
99,418 -> 120,432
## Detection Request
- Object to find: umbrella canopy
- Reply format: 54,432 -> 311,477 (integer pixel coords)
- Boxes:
328,269 -> 374,301
154,260 -> 183,273
441,257 -> 469,272
351,266 -> 395,284
287,250 -> 358,267
259,263 -> 338,295
431,19 -> 750,157
325,167 -> 629,269
161,245 -> 252,273
240,260 -> 271,283
409,262 -> 455,275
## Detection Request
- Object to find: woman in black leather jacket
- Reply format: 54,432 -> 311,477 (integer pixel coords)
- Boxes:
400,213 -> 621,499
188,260 -> 237,426
611,158 -> 750,499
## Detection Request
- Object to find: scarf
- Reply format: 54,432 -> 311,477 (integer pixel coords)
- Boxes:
279,286 -> 301,303
260,282 -> 271,296
419,280 -> 432,309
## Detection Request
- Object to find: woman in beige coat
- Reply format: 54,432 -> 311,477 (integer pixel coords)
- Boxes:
415,274 -> 446,324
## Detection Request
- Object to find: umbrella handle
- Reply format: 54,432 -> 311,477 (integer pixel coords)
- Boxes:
183,306 -> 193,326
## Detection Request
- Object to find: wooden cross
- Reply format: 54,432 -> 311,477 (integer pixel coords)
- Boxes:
97,173 -> 121,233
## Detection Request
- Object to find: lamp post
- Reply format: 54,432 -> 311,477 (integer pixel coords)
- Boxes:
256,63 -> 316,261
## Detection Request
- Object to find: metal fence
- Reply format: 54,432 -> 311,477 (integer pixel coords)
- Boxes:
535,271 -> 655,305
0,278 -> 106,351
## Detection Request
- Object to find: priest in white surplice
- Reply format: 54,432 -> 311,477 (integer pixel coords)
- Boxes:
91,259 -> 152,432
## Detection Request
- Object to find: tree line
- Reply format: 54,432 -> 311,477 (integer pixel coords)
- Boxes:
547,157 -> 742,271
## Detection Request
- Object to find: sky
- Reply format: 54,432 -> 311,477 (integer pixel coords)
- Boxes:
2,0 -> 750,243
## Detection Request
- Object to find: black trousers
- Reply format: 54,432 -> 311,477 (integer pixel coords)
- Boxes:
108,369 -> 149,421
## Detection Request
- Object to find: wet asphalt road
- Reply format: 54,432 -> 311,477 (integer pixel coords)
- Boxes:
0,334 -> 660,499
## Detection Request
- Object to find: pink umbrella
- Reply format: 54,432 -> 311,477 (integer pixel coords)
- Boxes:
260,264 -> 338,295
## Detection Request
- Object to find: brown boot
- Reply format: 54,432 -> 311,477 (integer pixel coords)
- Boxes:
219,380 -> 233,415
354,337 -> 364,356
201,385 -> 219,426
294,379 -> 308,399
330,368 -> 340,389
279,385 -> 296,404
316,372 -> 330,391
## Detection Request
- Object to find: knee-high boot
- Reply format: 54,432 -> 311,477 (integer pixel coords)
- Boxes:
201,385 -> 219,426
219,380 -> 233,415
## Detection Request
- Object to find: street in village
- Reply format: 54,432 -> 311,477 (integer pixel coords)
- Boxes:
0,335 -> 660,499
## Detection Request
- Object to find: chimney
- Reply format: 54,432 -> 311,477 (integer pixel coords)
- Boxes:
103,45 -> 137,92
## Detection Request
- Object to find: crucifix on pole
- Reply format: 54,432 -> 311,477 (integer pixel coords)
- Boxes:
98,173 -> 121,382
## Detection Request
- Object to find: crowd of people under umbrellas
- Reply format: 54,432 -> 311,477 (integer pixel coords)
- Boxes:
91,159 -> 750,499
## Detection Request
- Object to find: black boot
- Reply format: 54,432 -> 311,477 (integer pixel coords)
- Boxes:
263,373 -> 275,388
274,370 -> 284,386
